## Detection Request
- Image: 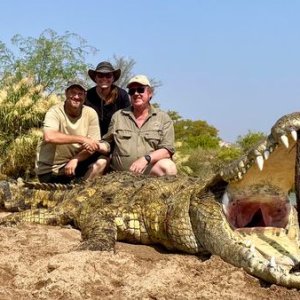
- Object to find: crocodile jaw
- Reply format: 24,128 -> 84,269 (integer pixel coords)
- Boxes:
229,205 -> 300,288
213,113 -> 300,288
191,198 -> 300,288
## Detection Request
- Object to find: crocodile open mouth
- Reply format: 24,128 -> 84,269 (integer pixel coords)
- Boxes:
219,116 -> 299,235
222,192 -> 291,229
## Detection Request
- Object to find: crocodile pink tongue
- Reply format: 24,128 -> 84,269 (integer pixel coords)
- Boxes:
227,197 -> 289,228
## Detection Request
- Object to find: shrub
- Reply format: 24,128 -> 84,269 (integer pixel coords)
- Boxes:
0,77 -> 61,178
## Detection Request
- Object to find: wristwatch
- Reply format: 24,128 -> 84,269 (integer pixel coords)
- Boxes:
144,154 -> 152,165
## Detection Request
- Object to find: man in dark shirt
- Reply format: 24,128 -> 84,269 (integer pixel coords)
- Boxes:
85,61 -> 130,135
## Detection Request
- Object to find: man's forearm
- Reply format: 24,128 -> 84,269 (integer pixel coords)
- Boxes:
97,140 -> 111,154
44,130 -> 86,145
72,150 -> 93,162
146,148 -> 171,164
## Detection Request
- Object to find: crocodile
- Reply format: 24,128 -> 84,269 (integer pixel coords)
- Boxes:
1,112 -> 300,288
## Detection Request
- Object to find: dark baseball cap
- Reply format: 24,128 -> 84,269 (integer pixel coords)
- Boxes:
65,80 -> 87,91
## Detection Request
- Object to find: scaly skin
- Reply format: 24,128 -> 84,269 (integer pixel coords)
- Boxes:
1,112 -> 300,288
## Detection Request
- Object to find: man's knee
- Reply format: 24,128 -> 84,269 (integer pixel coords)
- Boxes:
151,159 -> 177,176
92,158 -> 108,173
163,159 -> 177,175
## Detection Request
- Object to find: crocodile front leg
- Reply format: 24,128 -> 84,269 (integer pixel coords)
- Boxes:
78,213 -> 117,252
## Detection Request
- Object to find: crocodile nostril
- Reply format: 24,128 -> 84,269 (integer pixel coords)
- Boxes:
289,262 -> 300,273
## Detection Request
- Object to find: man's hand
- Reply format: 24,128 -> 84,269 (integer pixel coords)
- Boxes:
129,156 -> 149,174
64,158 -> 79,176
81,137 -> 99,152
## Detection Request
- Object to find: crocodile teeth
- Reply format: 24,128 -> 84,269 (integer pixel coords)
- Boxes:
255,156 -> 264,171
268,256 -> 276,268
244,240 -> 252,247
263,150 -> 270,160
222,192 -> 229,206
238,161 -> 245,168
254,149 -> 261,156
280,135 -> 289,148
291,130 -> 297,141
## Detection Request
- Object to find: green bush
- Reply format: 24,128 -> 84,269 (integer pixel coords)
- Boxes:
185,134 -> 220,149
1,129 -> 43,179
0,77 -> 60,178
236,130 -> 266,152
176,143 -> 242,177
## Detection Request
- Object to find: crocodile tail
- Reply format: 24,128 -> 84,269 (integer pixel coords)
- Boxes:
23,181 -> 79,191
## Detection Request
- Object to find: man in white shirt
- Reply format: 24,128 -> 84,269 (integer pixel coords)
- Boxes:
35,81 -> 109,183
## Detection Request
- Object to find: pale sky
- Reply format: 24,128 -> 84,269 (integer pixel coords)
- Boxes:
0,0 -> 299,142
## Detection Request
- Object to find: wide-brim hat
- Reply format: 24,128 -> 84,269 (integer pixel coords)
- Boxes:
88,61 -> 121,83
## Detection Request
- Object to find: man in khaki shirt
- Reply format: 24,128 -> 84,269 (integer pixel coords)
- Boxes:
102,75 -> 177,176
36,81 -> 109,183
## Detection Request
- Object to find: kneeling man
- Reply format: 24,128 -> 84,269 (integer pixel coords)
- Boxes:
102,75 -> 177,176
36,81 -> 109,183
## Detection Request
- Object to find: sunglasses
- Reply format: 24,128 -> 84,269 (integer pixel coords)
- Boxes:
68,91 -> 86,98
96,73 -> 113,79
128,87 -> 146,96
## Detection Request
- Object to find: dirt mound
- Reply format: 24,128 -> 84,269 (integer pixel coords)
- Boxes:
0,224 -> 298,299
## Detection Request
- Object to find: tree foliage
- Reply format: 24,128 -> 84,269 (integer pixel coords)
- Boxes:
174,119 -> 220,150
167,110 -> 182,123
0,29 -> 98,94
112,55 -> 136,89
236,130 -> 266,152
0,30 -> 151,95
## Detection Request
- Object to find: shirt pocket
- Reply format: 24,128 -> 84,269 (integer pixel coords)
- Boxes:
114,130 -> 132,156
143,131 -> 162,150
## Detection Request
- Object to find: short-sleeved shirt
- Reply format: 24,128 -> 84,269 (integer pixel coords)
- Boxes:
35,102 -> 101,175
85,85 -> 130,135
103,105 -> 175,171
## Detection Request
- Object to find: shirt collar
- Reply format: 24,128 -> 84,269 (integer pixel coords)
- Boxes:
122,104 -> 158,116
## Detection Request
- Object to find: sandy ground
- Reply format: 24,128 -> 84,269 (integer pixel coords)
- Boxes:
0,223 -> 299,300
